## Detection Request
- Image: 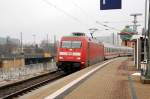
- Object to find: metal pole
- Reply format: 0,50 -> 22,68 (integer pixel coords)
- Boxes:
144,0 -> 148,61
133,16 -> 137,32
13,56 -> 15,68
130,13 -> 142,66
47,34 -> 49,48
130,13 -> 142,33
20,32 -> 23,53
32,34 -> 36,46
145,0 -> 150,78
117,34 -> 120,45
112,33 -> 115,45
53,35 -> 56,55
145,0 -> 148,32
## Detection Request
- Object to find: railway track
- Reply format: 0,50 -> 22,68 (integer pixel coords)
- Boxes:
0,70 -> 65,99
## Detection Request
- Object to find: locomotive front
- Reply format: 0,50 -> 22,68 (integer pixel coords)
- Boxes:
56,36 -> 87,73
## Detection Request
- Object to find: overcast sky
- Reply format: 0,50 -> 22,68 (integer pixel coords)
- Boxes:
0,0 -> 146,44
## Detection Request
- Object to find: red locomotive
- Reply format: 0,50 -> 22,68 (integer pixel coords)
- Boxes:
56,32 -> 133,73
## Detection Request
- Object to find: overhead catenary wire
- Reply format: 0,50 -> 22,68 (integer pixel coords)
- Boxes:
68,0 -> 91,18
69,0 -> 108,30
43,0 -> 90,28
96,21 -> 122,32
43,0 -> 123,33
103,20 -> 144,23
69,0 -> 123,32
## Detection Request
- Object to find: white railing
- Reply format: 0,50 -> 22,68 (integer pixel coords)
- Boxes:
0,61 -> 57,81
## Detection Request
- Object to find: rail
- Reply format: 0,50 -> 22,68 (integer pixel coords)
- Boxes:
0,71 -> 65,99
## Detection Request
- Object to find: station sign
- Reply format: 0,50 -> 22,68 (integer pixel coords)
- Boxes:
100,0 -> 122,10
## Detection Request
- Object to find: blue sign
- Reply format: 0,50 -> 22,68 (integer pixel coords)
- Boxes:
100,0 -> 122,10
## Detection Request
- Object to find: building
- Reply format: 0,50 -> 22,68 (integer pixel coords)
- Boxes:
0,37 -> 20,55
119,26 -> 136,47
0,56 -> 25,69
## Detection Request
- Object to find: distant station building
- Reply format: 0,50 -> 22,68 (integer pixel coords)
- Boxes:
119,26 -> 135,47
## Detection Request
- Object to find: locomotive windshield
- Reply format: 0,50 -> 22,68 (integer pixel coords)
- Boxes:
61,41 -> 82,48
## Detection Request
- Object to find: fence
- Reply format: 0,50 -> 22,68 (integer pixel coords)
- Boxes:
0,60 -> 57,80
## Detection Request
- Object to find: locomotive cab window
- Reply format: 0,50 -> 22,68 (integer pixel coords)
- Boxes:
72,41 -> 82,48
61,41 -> 72,48
61,41 -> 82,48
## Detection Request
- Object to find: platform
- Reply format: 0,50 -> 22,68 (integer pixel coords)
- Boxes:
19,57 -> 150,99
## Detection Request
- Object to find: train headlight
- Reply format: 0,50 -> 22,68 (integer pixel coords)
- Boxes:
73,52 -> 81,56
76,57 -> 81,60
59,52 -> 67,55
59,56 -> 63,59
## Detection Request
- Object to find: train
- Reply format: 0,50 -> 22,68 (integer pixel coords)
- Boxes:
56,32 -> 133,73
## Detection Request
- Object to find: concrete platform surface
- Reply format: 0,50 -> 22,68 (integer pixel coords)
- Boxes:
19,57 -> 150,99
64,57 -> 131,99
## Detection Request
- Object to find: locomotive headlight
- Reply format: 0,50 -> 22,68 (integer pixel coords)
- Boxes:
59,52 -> 67,55
76,57 -> 81,60
59,56 -> 63,59
73,52 -> 81,56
